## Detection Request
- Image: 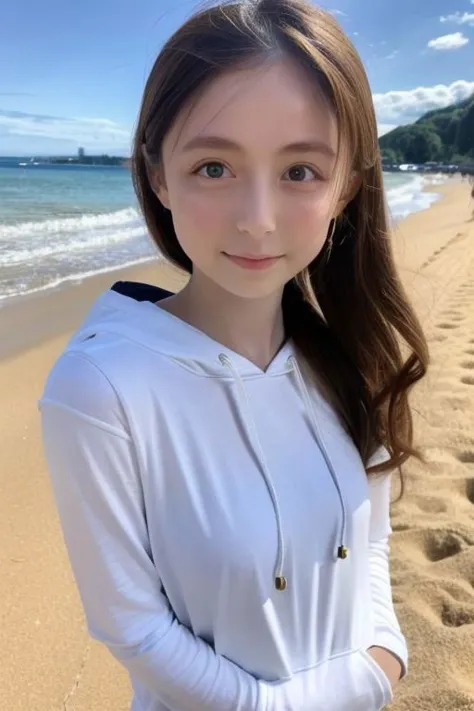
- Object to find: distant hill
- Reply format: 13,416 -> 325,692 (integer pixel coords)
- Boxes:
379,94 -> 474,166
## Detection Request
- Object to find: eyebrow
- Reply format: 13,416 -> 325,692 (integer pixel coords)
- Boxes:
181,135 -> 336,158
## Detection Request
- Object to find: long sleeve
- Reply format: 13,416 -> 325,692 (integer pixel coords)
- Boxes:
367,462 -> 408,679
38,352 -> 269,711
38,351 -> 393,711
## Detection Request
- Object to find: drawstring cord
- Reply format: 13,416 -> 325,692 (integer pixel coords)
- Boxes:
218,354 -> 287,591
286,356 -> 349,561
218,352 -> 349,592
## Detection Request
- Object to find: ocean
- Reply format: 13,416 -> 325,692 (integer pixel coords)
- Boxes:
0,157 -> 445,305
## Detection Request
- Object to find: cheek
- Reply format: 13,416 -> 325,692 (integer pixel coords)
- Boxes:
177,182 -> 226,221
174,190 -> 227,233
170,189 -> 227,260
285,200 -> 331,255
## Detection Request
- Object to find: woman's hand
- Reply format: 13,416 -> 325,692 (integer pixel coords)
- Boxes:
367,646 -> 403,690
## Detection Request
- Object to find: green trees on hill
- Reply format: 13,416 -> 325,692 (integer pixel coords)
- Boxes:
379,95 -> 474,165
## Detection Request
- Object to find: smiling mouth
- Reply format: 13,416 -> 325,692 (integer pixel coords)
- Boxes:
223,252 -> 283,270
223,252 -> 283,260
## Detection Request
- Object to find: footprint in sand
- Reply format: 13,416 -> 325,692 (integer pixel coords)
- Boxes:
417,579 -> 474,627
436,323 -> 459,330
466,479 -> 474,505
448,301 -> 471,309
457,451 -> 474,466
439,582 -> 474,627
391,521 -> 412,532
461,361 -> 474,370
399,528 -> 473,565
429,581 -> 474,627
424,530 -> 471,562
438,579 -> 474,604
412,496 -> 448,514
441,311 -> 465,321
441,601 -> 474,627
461,376 -> 474,386
436,476 -> 474,506
465,349 -> 474,356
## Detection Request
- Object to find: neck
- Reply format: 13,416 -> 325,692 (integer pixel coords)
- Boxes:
157,272 -> 286,371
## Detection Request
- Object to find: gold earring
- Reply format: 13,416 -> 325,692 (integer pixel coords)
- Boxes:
327,218 -> 337,249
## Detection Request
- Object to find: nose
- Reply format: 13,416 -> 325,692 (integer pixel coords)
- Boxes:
236,180 -> 276,238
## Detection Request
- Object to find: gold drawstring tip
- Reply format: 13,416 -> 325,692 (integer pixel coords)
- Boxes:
337,545 -> 349,559
275,575 -> 287,591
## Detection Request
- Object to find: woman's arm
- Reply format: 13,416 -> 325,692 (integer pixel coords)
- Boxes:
367,645 -> 402,690
366,454 -> 409,688
39,352 -> 270,711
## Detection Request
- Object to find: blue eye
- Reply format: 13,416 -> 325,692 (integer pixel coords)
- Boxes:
193,162 -> 229,179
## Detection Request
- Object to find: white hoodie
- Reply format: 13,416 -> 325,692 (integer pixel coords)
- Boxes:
38,280 -> 408,711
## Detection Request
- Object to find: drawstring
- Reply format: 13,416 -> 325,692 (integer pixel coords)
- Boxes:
218,353 -> 287,591
286,356 -> 349,562
218,352 -> 349,593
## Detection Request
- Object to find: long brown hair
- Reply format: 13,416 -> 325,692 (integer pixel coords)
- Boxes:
131,0 -> 429,498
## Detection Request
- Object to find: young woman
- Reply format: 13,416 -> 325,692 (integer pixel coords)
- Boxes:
39,1 -> 429,710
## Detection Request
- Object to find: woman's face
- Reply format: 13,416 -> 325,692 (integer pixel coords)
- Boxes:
152,57 -> 354,301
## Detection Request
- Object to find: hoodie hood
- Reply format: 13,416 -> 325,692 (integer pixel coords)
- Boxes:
67,279 -> 349,590
68,280 -> 296,379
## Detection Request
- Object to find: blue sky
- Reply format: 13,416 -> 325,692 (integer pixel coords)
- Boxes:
1,0 -> 474,156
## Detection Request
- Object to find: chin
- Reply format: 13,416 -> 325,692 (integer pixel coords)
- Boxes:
214,277 -> 286,301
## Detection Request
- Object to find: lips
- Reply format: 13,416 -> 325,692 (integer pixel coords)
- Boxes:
223,253 -> 282,270
224,252 -> 278,262
224,253 -> 281,260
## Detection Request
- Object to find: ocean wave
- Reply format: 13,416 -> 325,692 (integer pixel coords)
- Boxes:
386,174 -> 443,220
0,255 -> 160,304
0,206 -> 140,240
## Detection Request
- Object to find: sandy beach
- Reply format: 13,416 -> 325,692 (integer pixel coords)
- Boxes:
1,178 -> 474,710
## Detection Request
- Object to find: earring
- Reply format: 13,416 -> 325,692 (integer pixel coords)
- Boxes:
327,218 -> 337,250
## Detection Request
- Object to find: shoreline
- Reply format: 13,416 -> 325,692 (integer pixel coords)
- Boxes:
0,259 -> 188,362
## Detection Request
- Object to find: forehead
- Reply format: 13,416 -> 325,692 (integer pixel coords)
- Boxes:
163,58 -> 338,158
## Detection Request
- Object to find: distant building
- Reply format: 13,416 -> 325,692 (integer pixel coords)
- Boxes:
78,147 -> 85,158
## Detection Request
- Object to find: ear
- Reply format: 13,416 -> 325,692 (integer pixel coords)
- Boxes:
333,171 -> 362,219
148,166 -> 171,211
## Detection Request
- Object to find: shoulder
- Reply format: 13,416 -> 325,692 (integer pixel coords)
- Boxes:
38,346 -> 130,435
39,330 -> 173,433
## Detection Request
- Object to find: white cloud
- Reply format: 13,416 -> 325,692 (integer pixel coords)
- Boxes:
440,11 -> 474,26
373,79 -> 474,123
385,50 -> 399,60
377,124 -> 398,137
2,80 -> 474,154
0,109 -> 131,154
427,32 -> 469,50
330,9 -> 348,17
